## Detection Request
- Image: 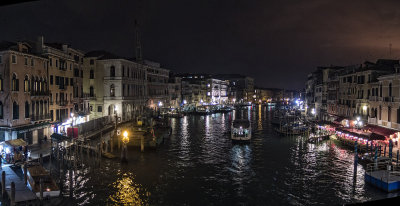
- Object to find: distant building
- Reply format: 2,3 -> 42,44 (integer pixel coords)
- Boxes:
144,60 -> 170,110
213,74 -> 254,103
168,76 -> 182,108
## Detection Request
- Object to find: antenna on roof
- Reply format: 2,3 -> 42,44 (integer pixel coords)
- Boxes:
134,19 -> 143,63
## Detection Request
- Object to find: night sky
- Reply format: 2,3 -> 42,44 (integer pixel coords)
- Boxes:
1,0 -> 400,89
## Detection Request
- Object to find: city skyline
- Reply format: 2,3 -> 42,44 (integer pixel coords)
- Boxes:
2,0 -> 400,90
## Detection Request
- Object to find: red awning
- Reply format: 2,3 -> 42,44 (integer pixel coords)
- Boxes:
364,124 -> 398,137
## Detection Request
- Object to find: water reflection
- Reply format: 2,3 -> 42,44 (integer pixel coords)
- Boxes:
108,172 -> 149,205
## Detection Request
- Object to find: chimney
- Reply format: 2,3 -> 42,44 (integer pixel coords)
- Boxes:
36,36 -> 44,53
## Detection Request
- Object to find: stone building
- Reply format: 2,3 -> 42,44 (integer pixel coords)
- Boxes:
144,60 -> 169,110
0,41 -> 50,143
167,76 -> 182,108
84,51 -> 147,122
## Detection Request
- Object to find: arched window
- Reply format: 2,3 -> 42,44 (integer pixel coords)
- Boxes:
389,83 -> 392,97
25,101 -> 29,118
12,73 -> 18,91
110,66 -> 115,77
110,84 -> 115,97
13,102 -> 19,119
90,86 -> 94,97
90,70 -> 94,79
0,101 -> 3,119
24,75 -> 29,92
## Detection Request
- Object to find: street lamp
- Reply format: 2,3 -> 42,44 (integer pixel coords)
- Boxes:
71,113 -> 74,139
121,131 -> 129,162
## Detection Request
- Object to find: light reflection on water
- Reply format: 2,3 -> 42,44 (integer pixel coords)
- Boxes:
108,172 -> 149,206
52,105 -> 397,205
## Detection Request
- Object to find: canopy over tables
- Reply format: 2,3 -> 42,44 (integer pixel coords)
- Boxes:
4,139 -> 27,147
363,124 -> 398,137
336,127 -> 386,141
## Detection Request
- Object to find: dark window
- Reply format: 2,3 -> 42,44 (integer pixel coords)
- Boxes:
90,70 -> 94,79
80,70 -> 83,78
90,59 -> 94,65
13,102 -> 19,119
70,78 -> 73,85
74,68 -> 79,77
0,101 -> 3,118
90,86 -> 94,97
98,106 -> 102,112
55,76 -> 59,85
110,66 -> 115,77
12,55 -> 16,63
389,83 -> 392,97
50,75 -> 53,85
25,101 -> 29,118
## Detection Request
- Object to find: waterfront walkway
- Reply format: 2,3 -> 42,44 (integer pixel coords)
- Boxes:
0,166 -> 37,203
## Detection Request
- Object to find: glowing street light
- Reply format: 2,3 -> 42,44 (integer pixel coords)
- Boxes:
121,130 -> 129,162
122,131 -> 129,144
158,101 -> 163,107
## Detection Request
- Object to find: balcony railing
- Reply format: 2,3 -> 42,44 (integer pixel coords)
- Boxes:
30,114 -> 51,121
31,91 -> 49,96
384,96 -> 395,102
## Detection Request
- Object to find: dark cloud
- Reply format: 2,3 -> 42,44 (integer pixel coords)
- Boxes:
1,0 -> 400,89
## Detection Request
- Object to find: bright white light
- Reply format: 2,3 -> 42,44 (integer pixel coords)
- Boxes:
5,148 -> 10,154
311,108 -> 316,115
70,113 -> 74,117
357,116 -> 360,121
200,99 -> 203,103
363,105 -> 367,111
233,98 -> 236,102
207,84 -> 210,87
158,101 -> 163,107
358,121 -> 363,127
183,100 -> 187,104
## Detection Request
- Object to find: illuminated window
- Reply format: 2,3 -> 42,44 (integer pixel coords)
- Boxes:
24,75 -> 29,92
110,84 -> 115,97
12,73 -> 19,91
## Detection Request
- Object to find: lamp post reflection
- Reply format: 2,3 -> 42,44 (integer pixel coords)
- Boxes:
121,131 -> 129,162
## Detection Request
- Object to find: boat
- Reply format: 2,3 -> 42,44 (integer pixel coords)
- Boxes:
231,119 -> 251,141
215,105 -> 234,113
22,163 -> 60,198
195,105 -> 211,115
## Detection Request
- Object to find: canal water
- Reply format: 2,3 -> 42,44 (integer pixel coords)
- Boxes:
52,105 -> 398,205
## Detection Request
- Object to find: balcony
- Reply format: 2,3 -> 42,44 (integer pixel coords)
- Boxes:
31,91 -> 50,97
59,101 -> 67,106
30,114 -> 51,121
384,96 -> 395,102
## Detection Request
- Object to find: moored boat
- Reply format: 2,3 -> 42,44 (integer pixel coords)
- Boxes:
22,163 -> 60,198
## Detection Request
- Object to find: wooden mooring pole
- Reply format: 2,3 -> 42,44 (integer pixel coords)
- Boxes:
1,171 -> 5,197
10,181 -> 15,206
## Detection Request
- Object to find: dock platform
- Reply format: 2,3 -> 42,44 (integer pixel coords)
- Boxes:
1,166 -> 37,203
365,162 -> 400,192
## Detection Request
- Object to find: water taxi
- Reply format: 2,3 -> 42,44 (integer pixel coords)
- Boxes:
231,119 -> 251,141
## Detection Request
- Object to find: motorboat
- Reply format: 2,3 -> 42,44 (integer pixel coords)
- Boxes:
231,119 -> 251,141
22,163 -> 60,198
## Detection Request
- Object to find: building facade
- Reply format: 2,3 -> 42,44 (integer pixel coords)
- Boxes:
0,41 -> 50,143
